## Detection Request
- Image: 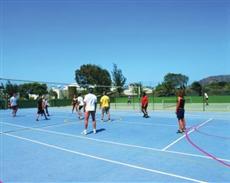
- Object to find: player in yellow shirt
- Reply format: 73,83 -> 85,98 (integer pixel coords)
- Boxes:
100,91 -> 111,122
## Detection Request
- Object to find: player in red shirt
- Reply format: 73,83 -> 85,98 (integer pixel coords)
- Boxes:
141,92 -> 149,118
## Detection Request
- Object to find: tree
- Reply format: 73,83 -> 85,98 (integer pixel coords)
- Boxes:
18,82 -> 48,99
190,81 -> 202,96
75,64 -> 112,94
155,82 -> 174,96
68,86 -> 77,99
155,73 -> 189,96
111,63 -> 126,95
49,89 -> 58,99
164,73 -> 189,89
5,81 -> 19,96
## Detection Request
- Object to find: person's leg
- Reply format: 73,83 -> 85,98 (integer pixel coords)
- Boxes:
92,111 -> 96,134
78,107 -> 82,119
42,110 -> 48,120
12,106 -> 16,117
101,108 -> 105,121
84,112 -> 89,129
107,109 -> 110,121
12,109 -> 16,117
36,113 -> 40,121
145,106 -> 149,117
176,110 -> 183,133
72,104 -> 75,113
76,104 -> 79,113
143,106 -> 148,117
81,112 -> 89,135
45,106 -> 49,116
141,106 -> 146,117
182,119 -> 186,131
14,106 -> 18,116
177,119 -> 183,133
181,109 -> 185,131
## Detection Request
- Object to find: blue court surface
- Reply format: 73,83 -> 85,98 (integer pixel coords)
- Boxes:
0,107 -> 230,182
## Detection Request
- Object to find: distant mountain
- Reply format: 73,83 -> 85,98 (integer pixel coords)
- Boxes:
199,75 -> 230,85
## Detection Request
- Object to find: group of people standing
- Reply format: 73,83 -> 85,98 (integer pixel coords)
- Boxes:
8,88 -> 188,135
36,95 -> 50,121
72,89 -> 111,135
8,93 -> 50,121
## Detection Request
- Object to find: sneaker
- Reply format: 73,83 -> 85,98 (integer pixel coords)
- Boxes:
93,129 -> 96,134
36,119 -> 39,121
81,130 -> 87,135
177,130 -> 183,134
101,119 -> 104,122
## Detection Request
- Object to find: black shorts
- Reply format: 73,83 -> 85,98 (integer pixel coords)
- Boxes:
142,104 -> 148,110
37,108 -> 45,114
85,111 -> 96,121
11,105 -> 18,110
102,107 -> 110,114
177,108 -> 185,120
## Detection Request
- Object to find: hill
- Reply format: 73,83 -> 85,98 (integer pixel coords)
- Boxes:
199,75 -> 230,85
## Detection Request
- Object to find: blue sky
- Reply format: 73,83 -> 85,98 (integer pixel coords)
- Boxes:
1,0 -> 229,86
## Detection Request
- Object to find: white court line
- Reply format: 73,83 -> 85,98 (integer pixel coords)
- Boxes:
0,122 -> 167,153
4,133 -> 207,183
1,121 -> 230,163
115,120 -> 177,127
161,118 -> 213,151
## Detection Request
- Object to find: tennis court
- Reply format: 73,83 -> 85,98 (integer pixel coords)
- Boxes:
0,107 -> 230,182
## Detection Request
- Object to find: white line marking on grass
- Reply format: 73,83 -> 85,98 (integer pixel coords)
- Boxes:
161,118 -> 213,151
4,133 -> 207,183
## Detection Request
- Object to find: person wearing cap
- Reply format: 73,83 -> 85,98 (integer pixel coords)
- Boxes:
82,88 -> 97,135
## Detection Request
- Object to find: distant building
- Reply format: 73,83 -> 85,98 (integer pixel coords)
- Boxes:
142,87 -> 153,94
123,85 -> 153,96
52,83 -> 85,99
124,85 -> 136,96
28,94 -> 39,100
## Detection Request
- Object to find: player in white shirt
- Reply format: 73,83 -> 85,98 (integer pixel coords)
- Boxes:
10,93 -> 18,117
77,93 -> 84,119
82,88 -> 97,135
